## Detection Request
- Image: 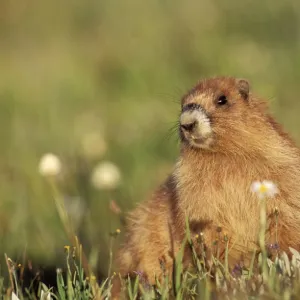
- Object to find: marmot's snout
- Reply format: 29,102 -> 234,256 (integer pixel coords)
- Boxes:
180,105 -> 213,149
180,120 -> 197,133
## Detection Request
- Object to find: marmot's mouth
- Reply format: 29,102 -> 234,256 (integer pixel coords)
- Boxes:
191,136 -> 205,144
182,133 -> 213,149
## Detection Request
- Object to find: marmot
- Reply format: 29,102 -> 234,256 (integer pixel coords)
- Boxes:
112,77 -> 300,295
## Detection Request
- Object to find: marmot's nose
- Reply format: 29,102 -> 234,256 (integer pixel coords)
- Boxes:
180,121 -> 197,133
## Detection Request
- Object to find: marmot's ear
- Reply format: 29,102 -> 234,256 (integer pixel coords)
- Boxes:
237,79 -> 250,100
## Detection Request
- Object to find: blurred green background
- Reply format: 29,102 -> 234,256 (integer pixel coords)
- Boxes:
1,0 -> 300,279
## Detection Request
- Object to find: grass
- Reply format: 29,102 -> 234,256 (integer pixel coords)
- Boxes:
3,191 -> 300,300
4,241 -> 300,300
2,238 -> 300,300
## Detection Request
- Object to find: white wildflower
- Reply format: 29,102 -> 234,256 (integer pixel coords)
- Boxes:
91,161 -> 121,190
250,180 -> 279,199
38,153 -> 62,177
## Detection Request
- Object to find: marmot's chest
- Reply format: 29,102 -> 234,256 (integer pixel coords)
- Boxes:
176,174 -> 265,244
176,163 -> 274,221
178,175 -> 256,208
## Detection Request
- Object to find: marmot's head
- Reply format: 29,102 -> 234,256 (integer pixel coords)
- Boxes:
179,77 -> 257,151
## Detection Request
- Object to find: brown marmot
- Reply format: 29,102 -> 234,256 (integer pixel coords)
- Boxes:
112,76 -> 300,295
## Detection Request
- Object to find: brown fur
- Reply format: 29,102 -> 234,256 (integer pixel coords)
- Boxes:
111,77 -> 300,298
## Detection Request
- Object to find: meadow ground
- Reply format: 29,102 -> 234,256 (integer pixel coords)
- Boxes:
4,203 -> 300,300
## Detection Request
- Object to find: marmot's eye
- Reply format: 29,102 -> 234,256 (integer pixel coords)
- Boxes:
217,95 -> 227,106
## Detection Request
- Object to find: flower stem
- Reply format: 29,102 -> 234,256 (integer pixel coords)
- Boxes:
108,235 -> 115,278
258,197 -> 269,281
48,178 -> 93,280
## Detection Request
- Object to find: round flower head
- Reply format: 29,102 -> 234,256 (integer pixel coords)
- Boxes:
91,161 -> 121,190
38,153 -> 62,177
250,180 -> 279,199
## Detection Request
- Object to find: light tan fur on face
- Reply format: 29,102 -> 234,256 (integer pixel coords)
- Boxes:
112,76 -> 300,299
